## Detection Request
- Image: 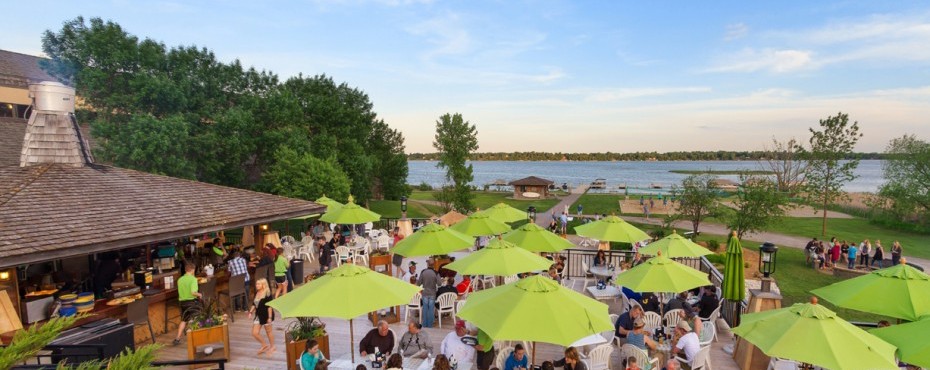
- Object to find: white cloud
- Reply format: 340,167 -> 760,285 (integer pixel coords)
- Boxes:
724,22 -> 748,41
405,13 -> 473,60
585,87 -> 712,102
706,48 -> 814,73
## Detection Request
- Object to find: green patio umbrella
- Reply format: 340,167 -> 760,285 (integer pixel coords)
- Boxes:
444,238 -> 554,276
267,263 -> 419,362
615,252 -> 711,295
574,215 -> 649,243
732,298 -> 898,370
450,211 -> 512,237
314,195 -> 344,211
722,231 -> 746,302
871,318 -> 930,368
319,196 -> 380,225
476,202 -> 528,223
638,230 -> 712,258
457,275 -> 613,347
392,223 -> 475,257
502,223 -> 574,253
812,258 -> 930,321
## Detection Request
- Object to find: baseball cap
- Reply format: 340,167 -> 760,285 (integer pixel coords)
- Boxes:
676,321 -> 691,332
455,319 -> 466,329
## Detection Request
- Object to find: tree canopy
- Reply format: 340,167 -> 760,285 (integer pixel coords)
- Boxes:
673,174 -> 721,236
876,134 -> 930,227
433,113 -> 479,212
41,16 -> 407,203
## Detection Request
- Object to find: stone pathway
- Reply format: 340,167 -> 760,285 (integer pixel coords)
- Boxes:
535,184 -> 589,227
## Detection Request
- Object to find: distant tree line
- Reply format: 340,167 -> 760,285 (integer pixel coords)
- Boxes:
407,151 -> 885,161
41,17 -> 408,203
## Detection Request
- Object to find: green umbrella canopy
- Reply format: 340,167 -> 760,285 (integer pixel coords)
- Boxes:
476,202 -> 528,223
732,298 -> 898,370
615,253 -> 711,293
314,195 -> 344,211
319,196 -> 380,225
722,231 -> 746,302
457,275 -> 613,346
450,211 -> 512,237
574,215 -> 649,243
638,230 -> 712,258
392,223 -> 475,258
812,258 -> 930,322
444,238 -> 555,276
502,223 -> 575,253
871,318 -> 930,369
267,263 -> 419,319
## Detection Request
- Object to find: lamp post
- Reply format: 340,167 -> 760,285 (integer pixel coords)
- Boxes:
759,241 -> 778,292
400,196 -> 408,220
527,206 -> 537,223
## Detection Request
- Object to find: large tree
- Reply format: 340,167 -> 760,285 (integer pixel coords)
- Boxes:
797,112 -> 863,236
674,174 -> 721,236
759,137 -> 808,195
433,113 -> 479,212
263,148 -> 351,202
723,176 -> 789,240
876,134 -> 930,225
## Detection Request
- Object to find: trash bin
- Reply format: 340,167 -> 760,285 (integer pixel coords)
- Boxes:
290,259 -> 304,285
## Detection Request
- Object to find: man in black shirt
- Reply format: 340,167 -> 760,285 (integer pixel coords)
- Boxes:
697,286 -> 719,319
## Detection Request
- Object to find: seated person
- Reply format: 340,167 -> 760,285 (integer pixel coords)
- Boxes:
359,320 -> 395,356
548,266 -> 561,282
398,322 -> 433,356
593,250 -> 607,267
436,278 -> 458,308
301,339 -> 327,370
622,286 -> 642,302
639,293 -> 661,314
440,320 -> 476,365
665,292 -> 691,313
615,305 -> 644,338
697,286 -> 719,319
662,359 -> 681,370
670,321 -> 700,368
504,343 -> 528,370
626,318 -> 656,351
456,276 -> 472,295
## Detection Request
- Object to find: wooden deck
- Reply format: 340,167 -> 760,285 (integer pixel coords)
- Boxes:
152,256 -> 742,370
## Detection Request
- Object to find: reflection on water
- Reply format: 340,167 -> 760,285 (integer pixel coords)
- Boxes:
408,160 -> 884,193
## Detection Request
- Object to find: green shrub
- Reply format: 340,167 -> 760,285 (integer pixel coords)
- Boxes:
706,239 -> 721,252
704,253 -> 726,265
416,182 -> 433,191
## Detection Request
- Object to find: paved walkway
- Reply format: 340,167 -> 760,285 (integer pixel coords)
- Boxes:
535,184 -> 589,227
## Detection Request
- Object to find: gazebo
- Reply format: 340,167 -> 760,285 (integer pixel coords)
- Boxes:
508,176 -> 554,199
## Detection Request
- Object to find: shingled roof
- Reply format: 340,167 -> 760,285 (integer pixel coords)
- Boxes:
0,50 -> 57,89
0,118 -> 27,168
0,163 -> 325,267
509,176 -> 554,186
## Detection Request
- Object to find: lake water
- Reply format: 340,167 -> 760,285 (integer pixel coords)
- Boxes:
408,160 -> 885,193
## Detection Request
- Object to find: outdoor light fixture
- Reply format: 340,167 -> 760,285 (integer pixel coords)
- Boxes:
260,224 -> 269,231
0,271 -> 8,281
400,196 -> 408,213
760,242 -> 778,278
528,206 -> 537,222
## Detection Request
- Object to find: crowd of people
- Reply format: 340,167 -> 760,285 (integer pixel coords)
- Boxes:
804,237 -> 904,270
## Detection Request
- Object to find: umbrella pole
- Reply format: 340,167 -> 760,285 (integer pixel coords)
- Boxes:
532,341 -> 536,366
350,319 -> 356,363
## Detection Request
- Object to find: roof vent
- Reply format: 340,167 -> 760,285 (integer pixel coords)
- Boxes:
28,81 -> 75,113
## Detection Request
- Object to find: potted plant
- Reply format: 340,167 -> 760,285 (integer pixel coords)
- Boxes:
285,317 -> 329,370
185,299 -> 230,362
368,247 -> 393,271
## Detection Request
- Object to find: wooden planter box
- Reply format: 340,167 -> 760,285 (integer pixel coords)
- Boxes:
369,253 -> 393,274
433,257 -> 452,271
285,332 -> 330,370
186,324 -> 230,367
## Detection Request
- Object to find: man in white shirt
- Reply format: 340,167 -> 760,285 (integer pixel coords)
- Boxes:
401,261 -> 418,284
671,321 -> 700,369
440,320 -> 476,365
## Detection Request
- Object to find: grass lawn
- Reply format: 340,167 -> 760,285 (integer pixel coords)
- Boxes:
368,199 -> 444,219
766,217 -> 930,260
409,190 -> 561,213
569,194 -> 625,215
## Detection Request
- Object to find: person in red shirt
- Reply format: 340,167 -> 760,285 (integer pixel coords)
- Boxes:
456,276 -> 472,295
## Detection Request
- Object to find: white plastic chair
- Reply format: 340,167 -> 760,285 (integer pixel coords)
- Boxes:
494,347 -> 514,370
642,311 -> 662,332
664,309 -> 684,330
606,314 -> 619,345
620,344 -> 659,370
281,235 -> 297,245
436,292 -> 458,328
298,236 -> 315,262
352,240 -> 370,265
335,246 -> 351,266
405,290 -> 422,324
698,320 -> 715,347
377,235 -> 391,250
478,275 -> 496,289
583,343 -> 613,370
580,261 -> 595,289
676,345 -> 710,370
504,275 -> 519,285
455,300 -> 467,317
767,357 -> 800,370
364,222 -> 373,236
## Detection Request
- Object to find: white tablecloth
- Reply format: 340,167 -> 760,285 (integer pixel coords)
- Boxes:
329,353 -> 426,370
586,285 -> 621,300
588,266 -> 618,280
571,333 -> 608,347
414,356 -> 473,370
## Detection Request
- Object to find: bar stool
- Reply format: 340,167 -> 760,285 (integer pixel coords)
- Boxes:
219,274 -> 247,322
127,297 -> 155,344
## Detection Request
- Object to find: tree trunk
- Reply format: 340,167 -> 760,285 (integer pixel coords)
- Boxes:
821,192 -> 828,236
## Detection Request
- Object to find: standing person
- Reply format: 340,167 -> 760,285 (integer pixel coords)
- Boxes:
840,241 -> 849,265
872,240 -> 885,268
249,278 -> 276,355
439,320 -> 476,365
804,238 -> 818,265
643,204 -> 650,219
227,250 -> 250,311
830,242 -> 841,268
859,240 -> 872,267
210,238 -> 227,266
475,327 -> 495,370
274,248 -> 290,298
577,204 -> 583,217
318,236 -> 333,273
391,227 -> 405,278
559,212 -> 568,235
173,262 -> 201,345
847,243 -> 858,269
401,261 -> 418,284
417,258 -> 440,328
891,241 -> 903,266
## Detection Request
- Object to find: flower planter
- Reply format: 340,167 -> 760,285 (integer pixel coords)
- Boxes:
187,324 -> 230,366
369,253 -> 393,274
285,332 -> 329,370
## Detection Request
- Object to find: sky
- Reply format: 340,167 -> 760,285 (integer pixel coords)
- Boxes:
4,1 -> 930,153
